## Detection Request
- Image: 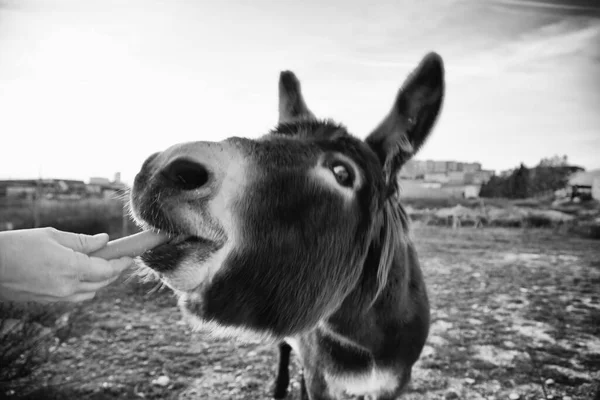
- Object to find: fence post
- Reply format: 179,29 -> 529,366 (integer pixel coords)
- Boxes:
32,180 -> 42,228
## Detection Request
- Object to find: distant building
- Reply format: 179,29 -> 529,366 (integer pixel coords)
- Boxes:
399,159 -> 493,187
0,179 -> 87,199
398,174 -> 483,199
425,160 -> 436,174
422,181 -> 442,189
433,161 -> 447,173
463,172 -> 474,184
87,174 -> 128,199
448,171 -> 467,183
424,173 -> 449,184
399,161 -> 419,179
568,169 -> 600,201
89,177 -> 111,185
462,162 -> 482,173
0,173 -> 128,200
399,179 -> 448,198
440,183 -> 482,199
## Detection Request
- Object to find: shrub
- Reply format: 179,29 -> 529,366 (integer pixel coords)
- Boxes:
524,214 -> 555,228
0,302 -> 83,387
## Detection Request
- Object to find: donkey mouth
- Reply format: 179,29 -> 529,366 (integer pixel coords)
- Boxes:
139,229 -> 218,274
149,232 -> 213,255
159,234 -> 210,250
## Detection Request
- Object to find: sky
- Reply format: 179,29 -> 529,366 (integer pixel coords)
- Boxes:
0,0 -> 599,184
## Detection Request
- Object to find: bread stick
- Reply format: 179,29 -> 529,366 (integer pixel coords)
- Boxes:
89,230 -> 171,260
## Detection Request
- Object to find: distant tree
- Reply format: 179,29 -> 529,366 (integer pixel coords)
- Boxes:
531,155 -> 583,197
538,154 -> 569,168
508,163 -> 530,198
480,156 -> 584,199
480,163 -> 530,198
479,175 -> 507,198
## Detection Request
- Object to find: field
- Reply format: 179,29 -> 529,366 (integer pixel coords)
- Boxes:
2,224 -> 599,400
0,197 -> 139,236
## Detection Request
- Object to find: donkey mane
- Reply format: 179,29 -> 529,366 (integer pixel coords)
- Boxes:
270,119 -> 348,140
368,199 -> 410,308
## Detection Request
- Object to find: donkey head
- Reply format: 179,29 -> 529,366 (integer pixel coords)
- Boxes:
130,52 -> 444,340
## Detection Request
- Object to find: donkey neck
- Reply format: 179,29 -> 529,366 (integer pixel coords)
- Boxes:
320,204 -> 430,364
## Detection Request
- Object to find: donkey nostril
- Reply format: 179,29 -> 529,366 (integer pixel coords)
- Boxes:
162,158 -> 210,190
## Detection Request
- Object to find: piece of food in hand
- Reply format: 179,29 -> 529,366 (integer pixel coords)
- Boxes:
89,230 -> 171,260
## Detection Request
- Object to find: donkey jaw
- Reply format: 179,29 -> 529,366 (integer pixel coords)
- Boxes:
132,219 -> 227,292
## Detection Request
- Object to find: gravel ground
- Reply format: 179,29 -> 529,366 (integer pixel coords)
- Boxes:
3,226 -> 599,400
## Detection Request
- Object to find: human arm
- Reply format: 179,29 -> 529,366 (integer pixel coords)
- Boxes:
0,227 -> 133,303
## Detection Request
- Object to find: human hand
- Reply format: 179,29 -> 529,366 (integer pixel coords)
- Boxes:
0,227 -> 133,303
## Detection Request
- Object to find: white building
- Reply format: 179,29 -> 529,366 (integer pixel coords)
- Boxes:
569,169 -> 600,201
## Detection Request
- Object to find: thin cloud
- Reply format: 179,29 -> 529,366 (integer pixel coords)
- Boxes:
453,20 -> 600,76
490,0 -> 600,14
341,57 -> 495,83
339,18 -> 600,82
335,0 -> 600,80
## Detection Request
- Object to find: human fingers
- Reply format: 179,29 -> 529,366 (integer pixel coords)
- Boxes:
53,230 -> 110,254
74,274 -> 121,294
74,253 -> 133,283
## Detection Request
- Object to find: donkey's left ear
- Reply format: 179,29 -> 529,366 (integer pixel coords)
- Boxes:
366,52 -> 445,189
278,70 -> 316,123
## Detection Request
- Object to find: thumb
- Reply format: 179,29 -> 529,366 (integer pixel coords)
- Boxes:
54,231 -> 110,254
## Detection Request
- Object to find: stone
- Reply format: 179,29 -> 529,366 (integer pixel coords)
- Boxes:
152,376 -> 170,387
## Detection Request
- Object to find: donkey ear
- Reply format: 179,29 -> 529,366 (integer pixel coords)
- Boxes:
366,52 -> 445,187
278,70 -> 316,123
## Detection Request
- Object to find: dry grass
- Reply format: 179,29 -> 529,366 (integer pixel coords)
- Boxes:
400,195 -> 561,210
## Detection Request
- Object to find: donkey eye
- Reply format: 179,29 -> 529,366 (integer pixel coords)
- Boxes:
331,163 -> 353,187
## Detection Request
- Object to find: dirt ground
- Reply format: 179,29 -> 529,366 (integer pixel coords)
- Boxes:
3,226 -> 600,400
